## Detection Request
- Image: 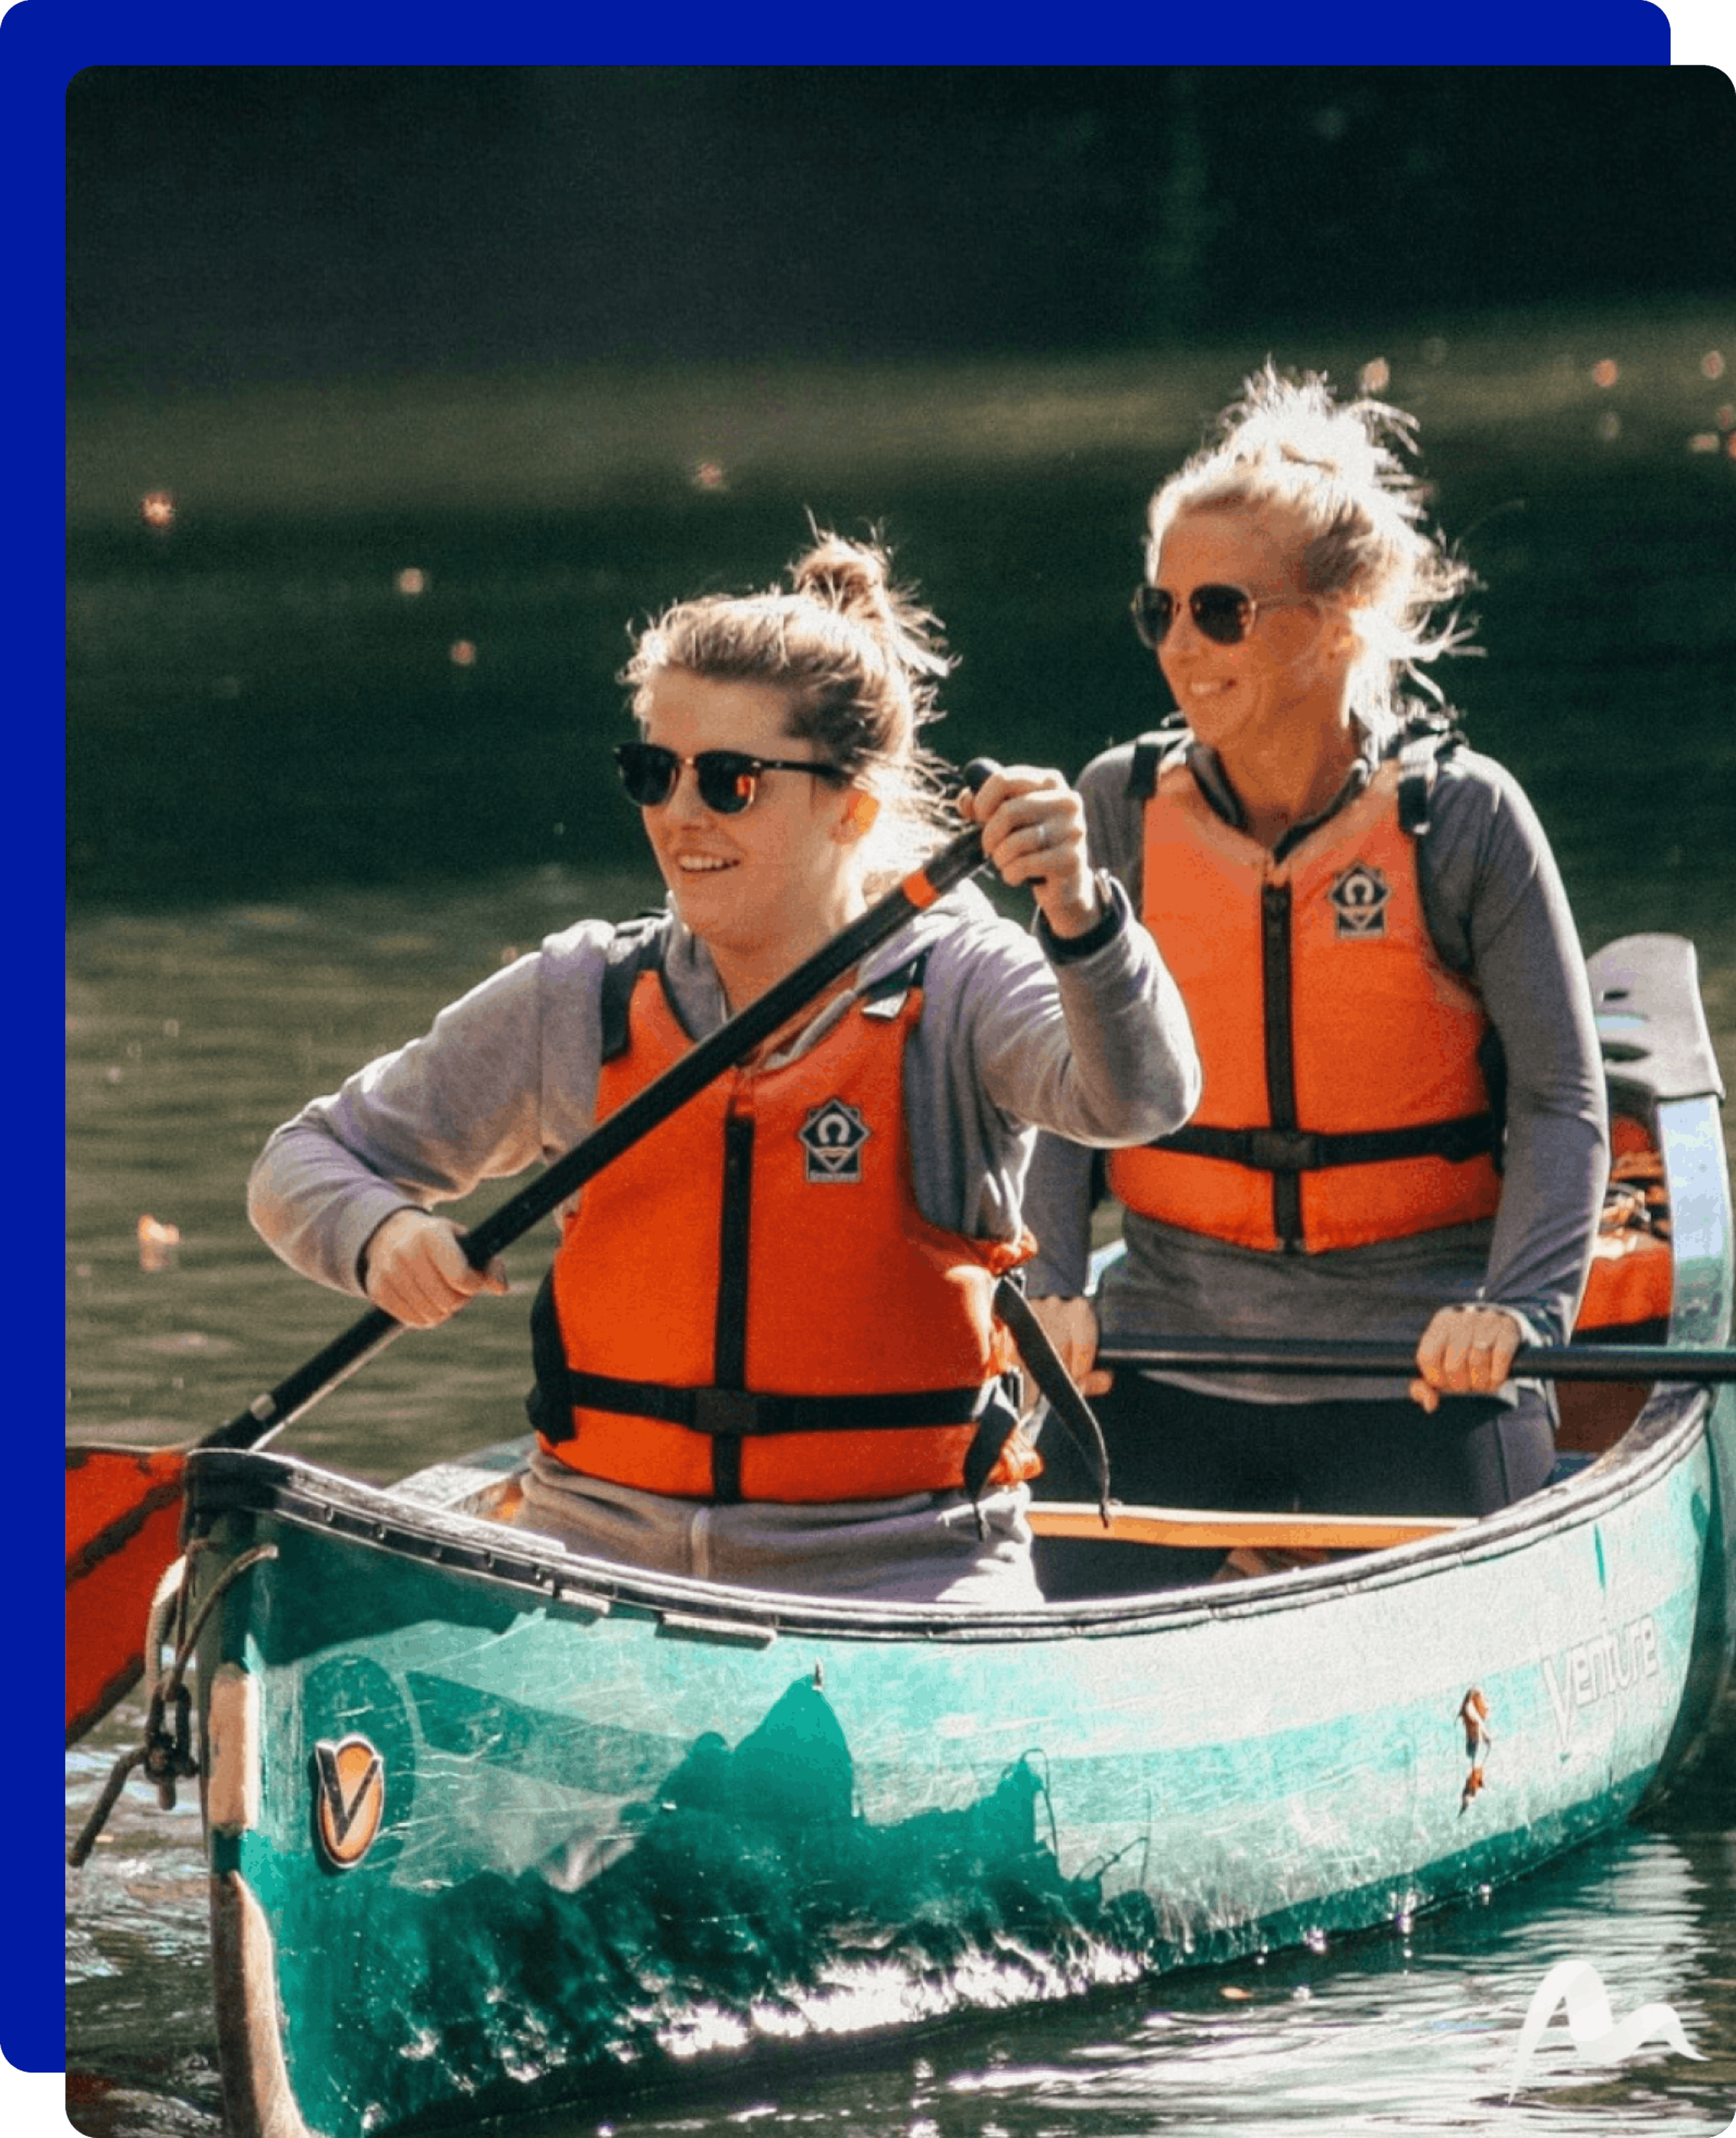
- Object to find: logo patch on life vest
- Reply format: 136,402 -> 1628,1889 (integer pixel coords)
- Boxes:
312,1735 -> 385,1869
798,1098 -> 871,1182
1328,862 -> 1391,937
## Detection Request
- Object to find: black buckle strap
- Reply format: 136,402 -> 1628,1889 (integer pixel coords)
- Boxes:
1395,715 -> 1464,835
562,1369 -> 993,1435
1126,718 -> 1186,802
1151,1112 -> 1496,1171
597,912 -> 672,1062
557,1367 -> 1007,1512
689,1388 -> 763,1437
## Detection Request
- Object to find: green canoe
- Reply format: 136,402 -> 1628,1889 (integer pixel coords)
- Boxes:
184,933 -> 1735,2138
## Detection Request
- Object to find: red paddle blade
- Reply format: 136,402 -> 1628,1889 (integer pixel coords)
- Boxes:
66,1445 -> 187,1745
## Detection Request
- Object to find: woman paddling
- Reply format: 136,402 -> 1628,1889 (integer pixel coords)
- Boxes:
248,530 -> 1199,1605
1024,366 -> 1608,1584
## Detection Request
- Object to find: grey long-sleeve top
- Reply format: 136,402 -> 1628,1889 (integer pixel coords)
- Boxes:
1022,732 -> 1609,1404
248,877 -> 1201,1297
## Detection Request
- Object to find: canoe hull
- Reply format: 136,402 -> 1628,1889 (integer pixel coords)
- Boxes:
183,930 -> 1735,2137
190,1371 -> 1728,2137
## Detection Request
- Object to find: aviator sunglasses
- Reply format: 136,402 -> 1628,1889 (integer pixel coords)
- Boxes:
1130,581 -> 1313,650
613,741 -> 846,816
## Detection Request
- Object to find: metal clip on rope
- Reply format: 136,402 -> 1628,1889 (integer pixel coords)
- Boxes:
69,1543 -> 279,1868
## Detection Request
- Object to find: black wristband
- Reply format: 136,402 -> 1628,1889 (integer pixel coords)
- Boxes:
1038,872 -> 1127,963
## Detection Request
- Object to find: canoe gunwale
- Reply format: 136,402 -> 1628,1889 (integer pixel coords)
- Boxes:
183,1371 -> 1715,1643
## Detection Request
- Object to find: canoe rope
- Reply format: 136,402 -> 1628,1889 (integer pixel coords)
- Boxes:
68,1542 -> 278,1868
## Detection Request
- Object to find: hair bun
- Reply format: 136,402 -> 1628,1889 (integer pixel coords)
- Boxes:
789,533 -> 890,615
620,524 -> 959,885
789,529 -> 953,681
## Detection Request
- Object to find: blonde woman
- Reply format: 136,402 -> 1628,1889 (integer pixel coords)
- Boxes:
1026,368 -> 1607,1583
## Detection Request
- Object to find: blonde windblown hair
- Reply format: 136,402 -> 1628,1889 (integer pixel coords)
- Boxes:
1146,364 -> 1478,734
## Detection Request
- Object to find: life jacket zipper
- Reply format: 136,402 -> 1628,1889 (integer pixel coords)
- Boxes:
712,1087 -> 755,1500
1261,880 -> 1304,1252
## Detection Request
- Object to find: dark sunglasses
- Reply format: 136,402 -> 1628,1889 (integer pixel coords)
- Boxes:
613,741 -> 845,816
1130,582 -> 1311,649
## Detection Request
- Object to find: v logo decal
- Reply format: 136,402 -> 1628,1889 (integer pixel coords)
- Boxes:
313,1736 -> 385,1866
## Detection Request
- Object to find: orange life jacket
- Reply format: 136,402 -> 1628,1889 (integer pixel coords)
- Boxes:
1576,1116 -> 1673,1331
528,925 -> 1037,1504
1108,730 -> 1504,1254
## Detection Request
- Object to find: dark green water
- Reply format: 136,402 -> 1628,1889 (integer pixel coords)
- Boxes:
66,321 -> 1736,2133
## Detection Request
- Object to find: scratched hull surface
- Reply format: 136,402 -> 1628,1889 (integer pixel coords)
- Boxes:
185,935 -> 1735,2138
187,1400 -> 1729,2138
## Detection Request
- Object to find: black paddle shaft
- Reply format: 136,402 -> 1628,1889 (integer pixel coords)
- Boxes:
206,769 -> 1002,1455
1098,1336 -> 1736,1383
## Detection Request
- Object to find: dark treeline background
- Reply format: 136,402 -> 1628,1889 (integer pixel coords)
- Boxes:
67,66 -> 1732,384
65,66 -> 1735,909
